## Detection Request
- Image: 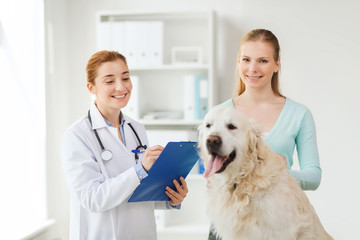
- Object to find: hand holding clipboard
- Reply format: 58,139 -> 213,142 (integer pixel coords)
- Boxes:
128,142 -> 199,202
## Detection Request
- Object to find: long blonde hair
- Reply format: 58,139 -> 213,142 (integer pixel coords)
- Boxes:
234,29 -> 283,97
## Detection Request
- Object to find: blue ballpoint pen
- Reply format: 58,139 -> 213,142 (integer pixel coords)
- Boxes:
131,149 -> 146,164
131,149 -> 145,154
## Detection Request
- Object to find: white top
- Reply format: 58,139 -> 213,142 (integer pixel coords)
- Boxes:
61,103 -> 167,240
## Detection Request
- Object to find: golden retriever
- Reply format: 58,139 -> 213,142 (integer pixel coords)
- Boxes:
198,108 -> 332,240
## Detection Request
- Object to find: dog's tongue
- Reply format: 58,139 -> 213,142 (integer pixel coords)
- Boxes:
203,155 -> 225,178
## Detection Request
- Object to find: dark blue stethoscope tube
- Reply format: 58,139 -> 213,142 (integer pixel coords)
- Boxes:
87,110 -> 147,161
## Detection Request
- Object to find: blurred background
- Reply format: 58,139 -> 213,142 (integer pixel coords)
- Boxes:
1,0 -> 359,239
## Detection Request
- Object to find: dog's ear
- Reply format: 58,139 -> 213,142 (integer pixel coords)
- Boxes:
197,123 -> 203,146
197,123 -> 206,160
246,123 -> 265,163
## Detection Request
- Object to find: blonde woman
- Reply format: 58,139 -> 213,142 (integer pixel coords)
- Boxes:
209,29 -> 321,240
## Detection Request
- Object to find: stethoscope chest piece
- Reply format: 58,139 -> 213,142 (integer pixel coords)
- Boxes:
101,150 -> 113,161
88,109 -> 145,163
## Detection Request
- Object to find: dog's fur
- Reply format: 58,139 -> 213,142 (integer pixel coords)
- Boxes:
198,108 -> 332,240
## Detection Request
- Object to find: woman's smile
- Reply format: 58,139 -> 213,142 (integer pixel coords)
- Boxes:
112,93 -> 127,99
247,75 -> 262,80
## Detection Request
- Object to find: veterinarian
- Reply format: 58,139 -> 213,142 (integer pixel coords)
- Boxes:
208,29 -> 322,240
61,50 -> 188,240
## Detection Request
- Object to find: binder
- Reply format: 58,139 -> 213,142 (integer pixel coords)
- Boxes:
97,20 -> 164,68
199,77 -> 209,119
123,75 -> 140,120
183,75 -> 196,121
96,21 -> 113,50
184,75 -> 209,121
194,75 -> 201,120
112,21 -> 126,54
124,21 -> 144,68
147,21 -> 164,66
128,142 -> 199,202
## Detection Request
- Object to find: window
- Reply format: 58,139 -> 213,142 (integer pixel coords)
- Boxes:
0,0 -> 46,238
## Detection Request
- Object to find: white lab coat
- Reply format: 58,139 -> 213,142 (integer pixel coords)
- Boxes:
61,103 -> 168,240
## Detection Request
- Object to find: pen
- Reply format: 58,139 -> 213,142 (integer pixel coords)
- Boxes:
131,149 -> 145,154
131,149 -> 145,164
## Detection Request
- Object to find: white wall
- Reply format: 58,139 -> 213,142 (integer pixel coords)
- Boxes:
40,0 -> 360,239
42,0 -> 70,239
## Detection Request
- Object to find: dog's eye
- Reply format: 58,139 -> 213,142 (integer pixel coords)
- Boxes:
206,123 -> 211,128
227,123 -> 237,130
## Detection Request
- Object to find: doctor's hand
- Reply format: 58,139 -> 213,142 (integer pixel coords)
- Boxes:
141,145 -> 164,172
166,177 -> 188,206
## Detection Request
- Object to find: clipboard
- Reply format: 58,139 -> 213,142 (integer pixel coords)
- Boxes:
128,141 -> 199,202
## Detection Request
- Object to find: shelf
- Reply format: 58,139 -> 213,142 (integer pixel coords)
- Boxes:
96,10 -> 215,240
97,9 -> 215,122
140,119 -> 203,126
131,64 -> 209,71
97,10 -> 212,21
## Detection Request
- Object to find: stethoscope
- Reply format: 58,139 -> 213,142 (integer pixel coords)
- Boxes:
87,110 -> 147,162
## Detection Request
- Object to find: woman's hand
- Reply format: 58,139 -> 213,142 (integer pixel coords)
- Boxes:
165,177 -> 188,206
141,145 -> 164,172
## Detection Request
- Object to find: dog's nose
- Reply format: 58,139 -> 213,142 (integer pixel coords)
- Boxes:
206,135 -> 222,152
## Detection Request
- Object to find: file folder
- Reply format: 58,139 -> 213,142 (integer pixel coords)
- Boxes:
128,142 -> 199,202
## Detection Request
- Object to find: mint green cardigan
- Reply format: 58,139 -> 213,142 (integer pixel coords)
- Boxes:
216,98 -> 321,190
